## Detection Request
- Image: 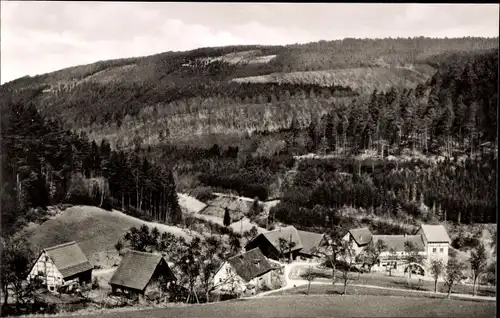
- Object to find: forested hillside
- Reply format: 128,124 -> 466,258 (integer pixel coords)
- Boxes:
2,37 -> 497,150
0,37 -> 497,238
0,89 -> 182,237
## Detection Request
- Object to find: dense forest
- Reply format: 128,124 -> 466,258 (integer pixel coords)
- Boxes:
0,89 -> 182,237
0,38 -> 497,237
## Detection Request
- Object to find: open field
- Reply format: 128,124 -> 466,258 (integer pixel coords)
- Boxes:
266,282 -> 496,300
70,294 -> 495,318
231,66 -> 435,93
288,266 -> 496,297
25,206 -> 195,267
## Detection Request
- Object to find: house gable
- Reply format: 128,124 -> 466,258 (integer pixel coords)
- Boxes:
417,224 -> 451,244
28,251 -> 65,290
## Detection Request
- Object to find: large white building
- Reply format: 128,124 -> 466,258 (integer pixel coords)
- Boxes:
343,224 -> 451,273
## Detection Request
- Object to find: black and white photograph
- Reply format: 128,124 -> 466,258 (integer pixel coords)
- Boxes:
0,2 -> 498,317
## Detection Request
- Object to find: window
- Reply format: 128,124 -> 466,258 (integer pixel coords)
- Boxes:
440,248 -> 444,253
219,278 -> 223,282
50,286 -> 55,291
432,248 -> 436,253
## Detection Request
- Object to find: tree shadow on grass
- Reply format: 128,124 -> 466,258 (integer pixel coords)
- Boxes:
326,290 -> 343,295
392,280 -> 429,291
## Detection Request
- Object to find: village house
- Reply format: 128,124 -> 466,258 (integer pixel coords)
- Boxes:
416,224 -> 451,266
27,241 -> 93,293
108,250 -> 176,300
213,248 -> 281,296
342,227 -> 373,256
245,226 -> 326,261
369,234 -> 426,271
343,224 -> 451,274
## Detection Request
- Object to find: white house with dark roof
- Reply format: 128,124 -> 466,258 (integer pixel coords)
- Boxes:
27,241 -> 93,292
343,224 -> 451,272
416,224 -> 451,266
213,248 -> 281,296
342,227 -> 373,255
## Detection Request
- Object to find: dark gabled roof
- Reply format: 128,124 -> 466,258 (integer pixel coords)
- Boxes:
418,224 -> 451,243
258,226 -> 303,253
372,235 -> 425,252
349,228 -> 373,246
109,251 -> 175,291
227,248 -> 275,282
43,241 -> 93,278
297,230 -> 325,255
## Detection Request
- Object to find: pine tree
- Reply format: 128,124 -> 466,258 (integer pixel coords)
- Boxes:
223,207 -> 231,227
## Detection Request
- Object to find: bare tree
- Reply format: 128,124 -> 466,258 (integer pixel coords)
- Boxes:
301,266 -> 318,295
339,240 -> 358,295
429,259 -> 445,293
469,242 -> 487,296
364,239 -> 387,273
444,256 -> 466,298
311,231 -> 344,286
388,248 -> 397,277
278,237 -> 296,263
404,240 -> 424,283
242,226 -> 259,244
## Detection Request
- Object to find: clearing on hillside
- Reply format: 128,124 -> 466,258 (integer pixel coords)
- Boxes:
25,206 -> 194,267
232,66 -> 435,93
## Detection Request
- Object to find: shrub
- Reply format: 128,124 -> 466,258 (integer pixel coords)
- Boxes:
92,277 -> 100,290
190,186 -> 215,203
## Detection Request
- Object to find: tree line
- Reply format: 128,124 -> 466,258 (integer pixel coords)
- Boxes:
0,92 -> 181,237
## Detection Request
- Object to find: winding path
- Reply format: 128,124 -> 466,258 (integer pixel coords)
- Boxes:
251,262 -> 496,302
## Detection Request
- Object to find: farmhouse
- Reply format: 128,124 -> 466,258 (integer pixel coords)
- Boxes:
213,248 -> 280,295
27,241 -> 93,292
109,250 -> 176,299
245,226 -> 326,260
342,227 -> 373,255
344,224 -> 451,272
416,224 -> 451,266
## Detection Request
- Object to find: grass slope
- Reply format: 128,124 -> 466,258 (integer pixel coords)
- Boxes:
73,294 -> 495,318
232,66 -> 436,93
25,206 -> 193,266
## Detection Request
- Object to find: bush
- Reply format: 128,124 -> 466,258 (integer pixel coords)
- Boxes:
451,235 -> 480,250
91,277 -> 100,290
190,186 -> 215,203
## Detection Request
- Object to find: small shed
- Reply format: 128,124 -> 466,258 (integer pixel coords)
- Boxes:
109,250 -> 176,298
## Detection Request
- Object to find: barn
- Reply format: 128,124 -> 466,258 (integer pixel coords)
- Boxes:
27,241 -> 93,292
108,250 -> 176,300
245,226 -> 325,261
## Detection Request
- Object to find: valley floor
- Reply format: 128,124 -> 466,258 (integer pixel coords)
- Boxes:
68,294 -> 495,318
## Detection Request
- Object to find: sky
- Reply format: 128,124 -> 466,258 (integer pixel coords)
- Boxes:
1,2 -> 499,83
